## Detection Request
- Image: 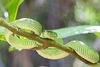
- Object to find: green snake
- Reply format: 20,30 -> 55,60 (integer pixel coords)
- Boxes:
4,18 -> 99,63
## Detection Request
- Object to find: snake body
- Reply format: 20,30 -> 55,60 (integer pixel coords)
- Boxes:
65,41 -> 99,63
4,18 -> 99,63
4,18 -> 42,49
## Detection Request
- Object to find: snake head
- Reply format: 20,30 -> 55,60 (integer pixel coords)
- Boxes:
43,30 -> 58,39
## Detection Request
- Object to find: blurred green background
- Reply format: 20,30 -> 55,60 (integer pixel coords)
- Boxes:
0,0 -> 100,67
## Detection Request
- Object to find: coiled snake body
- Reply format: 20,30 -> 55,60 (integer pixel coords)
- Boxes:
4,18 -> 99,63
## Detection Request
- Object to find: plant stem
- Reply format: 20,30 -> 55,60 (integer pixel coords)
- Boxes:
0,17 -> 99,67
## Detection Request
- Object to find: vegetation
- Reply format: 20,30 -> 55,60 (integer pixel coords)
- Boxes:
0,0 -> 100,67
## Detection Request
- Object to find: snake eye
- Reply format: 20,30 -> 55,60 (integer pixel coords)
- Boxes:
49,31 -> 58,38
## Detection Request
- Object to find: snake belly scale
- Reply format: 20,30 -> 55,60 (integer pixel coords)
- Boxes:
4,18 -> 99,63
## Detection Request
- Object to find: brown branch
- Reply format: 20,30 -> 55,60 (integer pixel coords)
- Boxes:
0,17 -> 99,67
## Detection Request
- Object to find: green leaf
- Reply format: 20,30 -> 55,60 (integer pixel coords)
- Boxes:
8,46 -> 16,52
8,46 -> 22,52
0,0 -> 12,8
0,34 -> 6,41
52,25 -> 100,38
7,0 -> 24,22
0,26 -> 5,41
94,32 -> 100,38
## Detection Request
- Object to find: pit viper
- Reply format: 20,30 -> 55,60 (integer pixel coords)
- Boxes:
4,18 -> 99,63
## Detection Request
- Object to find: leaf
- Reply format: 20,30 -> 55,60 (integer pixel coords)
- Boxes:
0,34 -> 6,41
0,0 -> 12,8
0,26 -> 5,41
7,0 -> 24,22
8,46 -> 22,52
8,46 -> 16,52
94,32 -> 100,38
52,25 -> 100,38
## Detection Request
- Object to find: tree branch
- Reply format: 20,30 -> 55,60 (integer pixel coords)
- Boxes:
0,17 -> 99,67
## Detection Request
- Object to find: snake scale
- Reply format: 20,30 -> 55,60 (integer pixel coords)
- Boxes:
4,18 -> 99,63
